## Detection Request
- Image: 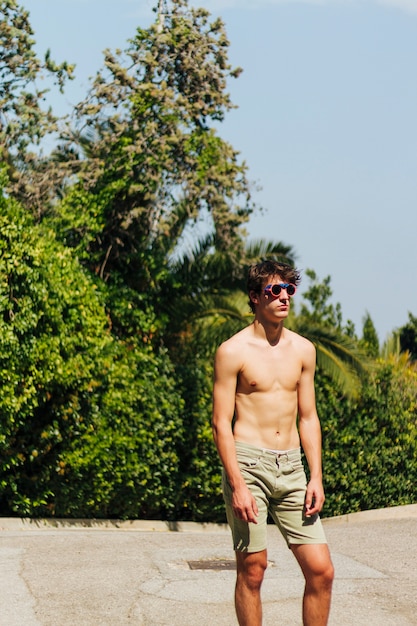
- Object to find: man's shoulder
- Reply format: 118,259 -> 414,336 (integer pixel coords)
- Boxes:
218,325 -> 252,352
286,328 -> 316,355
214,326 -> 253,374
215,326 -> 255,363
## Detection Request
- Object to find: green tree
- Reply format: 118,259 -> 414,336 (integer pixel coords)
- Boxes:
359,311 -> 379,357
299,269 -> 348,331
0,0 -> 74,214
399,313 -> 417,361
55,0 -> 254,286
0,170 -> 184,518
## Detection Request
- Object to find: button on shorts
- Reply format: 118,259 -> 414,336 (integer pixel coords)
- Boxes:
222,441 -> 327,552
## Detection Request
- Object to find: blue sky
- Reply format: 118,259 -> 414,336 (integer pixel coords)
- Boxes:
21,0 -> 417,342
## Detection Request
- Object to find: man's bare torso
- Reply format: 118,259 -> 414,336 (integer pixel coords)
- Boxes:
229,324 -> 307,451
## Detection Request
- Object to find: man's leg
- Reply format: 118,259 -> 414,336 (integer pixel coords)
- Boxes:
291,543 -> 334,626
235,549 -> 267,626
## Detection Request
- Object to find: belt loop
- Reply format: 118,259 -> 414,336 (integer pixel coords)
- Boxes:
277,452 -> 289,464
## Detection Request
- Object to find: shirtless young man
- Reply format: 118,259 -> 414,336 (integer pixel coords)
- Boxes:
212,260 -> 334,626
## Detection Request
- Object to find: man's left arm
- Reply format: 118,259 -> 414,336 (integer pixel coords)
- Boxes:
297,340 -> 325,517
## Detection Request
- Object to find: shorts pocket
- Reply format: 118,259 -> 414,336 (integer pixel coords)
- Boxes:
237,455 -> 261,470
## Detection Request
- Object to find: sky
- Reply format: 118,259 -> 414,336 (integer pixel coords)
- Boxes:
19,0 -> 417,343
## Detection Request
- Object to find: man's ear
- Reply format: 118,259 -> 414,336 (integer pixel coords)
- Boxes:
249,290 -> 260,307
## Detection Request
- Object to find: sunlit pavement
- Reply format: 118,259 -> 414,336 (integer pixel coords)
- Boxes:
0,504 -> 416,625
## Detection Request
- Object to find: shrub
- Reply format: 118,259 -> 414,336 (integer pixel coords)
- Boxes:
0,185 -> 184,518
318,356 -> 417,517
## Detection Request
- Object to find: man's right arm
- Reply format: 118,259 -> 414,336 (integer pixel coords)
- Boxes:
212,342 -> 259,524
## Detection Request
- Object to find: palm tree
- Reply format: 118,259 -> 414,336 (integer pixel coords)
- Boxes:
159,237 -> 297,357
164,238 -> 369,397
291,318 -> 369,397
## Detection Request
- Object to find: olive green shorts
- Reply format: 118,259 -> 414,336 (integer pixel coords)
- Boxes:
222,441 -> 327,552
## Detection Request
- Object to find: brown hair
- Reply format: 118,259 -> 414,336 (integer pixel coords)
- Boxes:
247,260 -> 301,313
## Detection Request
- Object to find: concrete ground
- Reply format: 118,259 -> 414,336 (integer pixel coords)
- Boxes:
0,504 -> 416,625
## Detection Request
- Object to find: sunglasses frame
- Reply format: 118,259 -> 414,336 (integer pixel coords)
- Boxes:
264,283 -> 297,298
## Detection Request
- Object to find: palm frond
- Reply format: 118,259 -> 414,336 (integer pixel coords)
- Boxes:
245,239 -> 297,266
293,318 -> 370,397
189,291 -> 252,354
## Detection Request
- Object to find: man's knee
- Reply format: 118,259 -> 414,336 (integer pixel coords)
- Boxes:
236,550 -> 268,590
313,558 -> 334,590
291,544 -> 334,589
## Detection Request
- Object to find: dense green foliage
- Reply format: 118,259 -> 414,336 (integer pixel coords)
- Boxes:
0,0 -> 416,520
319,356 -> 417,517
0,177 -> 184,518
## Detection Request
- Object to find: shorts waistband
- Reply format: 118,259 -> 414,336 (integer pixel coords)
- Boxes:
235,440 -> 301,461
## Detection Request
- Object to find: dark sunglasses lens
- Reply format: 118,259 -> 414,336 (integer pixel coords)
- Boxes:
269,284 -> 296,296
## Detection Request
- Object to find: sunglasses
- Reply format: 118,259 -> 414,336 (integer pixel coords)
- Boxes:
264,283 -> 297,298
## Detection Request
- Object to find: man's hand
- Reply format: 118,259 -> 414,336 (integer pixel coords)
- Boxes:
304,478 -> 325,517
232,485 -> 259,524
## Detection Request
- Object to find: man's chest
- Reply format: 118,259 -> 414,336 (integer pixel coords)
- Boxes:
238,347 -> 302,394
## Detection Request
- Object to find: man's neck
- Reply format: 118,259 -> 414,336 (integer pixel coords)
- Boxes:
252,318 -> 285,346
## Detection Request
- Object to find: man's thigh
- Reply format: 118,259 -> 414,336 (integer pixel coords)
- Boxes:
222,468 -> 269,552
267,457 -> 327,547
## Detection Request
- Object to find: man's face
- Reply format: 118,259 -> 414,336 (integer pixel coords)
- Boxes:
258,274 -> 296,318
